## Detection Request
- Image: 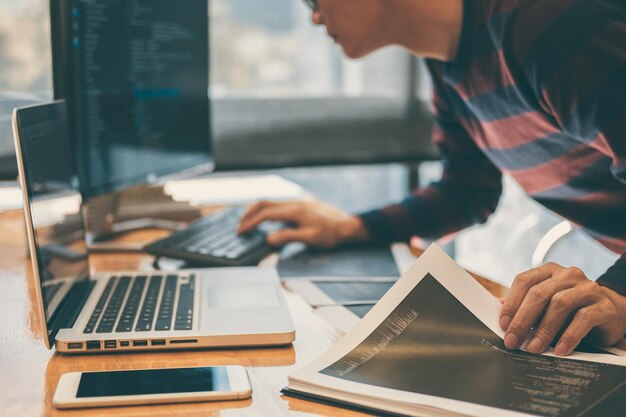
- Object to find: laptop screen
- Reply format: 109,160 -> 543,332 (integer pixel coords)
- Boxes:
15,101 -> 90,345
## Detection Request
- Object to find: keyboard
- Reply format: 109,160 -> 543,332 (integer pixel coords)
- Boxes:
84,274 -> 195,334
143,206 -> 281,267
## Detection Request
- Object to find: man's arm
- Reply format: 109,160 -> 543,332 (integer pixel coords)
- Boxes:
239,63 -> 503,247
358,61 -> 503,242
501,2 -> 626,354
530,2 -> 626,298
597,256 -> 626,298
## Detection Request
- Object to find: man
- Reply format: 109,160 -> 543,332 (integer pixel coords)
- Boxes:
238,0 -> 626,356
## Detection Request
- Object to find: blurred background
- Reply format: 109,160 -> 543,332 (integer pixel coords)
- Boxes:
0,0 -> 618,286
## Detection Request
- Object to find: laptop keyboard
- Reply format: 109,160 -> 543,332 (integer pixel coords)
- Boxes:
84,274 -> 195,334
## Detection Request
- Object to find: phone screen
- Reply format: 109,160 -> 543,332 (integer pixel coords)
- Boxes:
77,367 -> 230,398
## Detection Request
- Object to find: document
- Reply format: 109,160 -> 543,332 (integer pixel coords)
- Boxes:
164,174 -> 308,206
286,245 -> 626,417
0,186 -> 22,211
604,344 -> 626,358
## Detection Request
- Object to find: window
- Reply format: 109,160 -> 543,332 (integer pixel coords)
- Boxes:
0,1 -> 52,179
0,1 -> 52,93
208,0 -> 435,170
211,0 -> 410,98
457,176 -> 619,288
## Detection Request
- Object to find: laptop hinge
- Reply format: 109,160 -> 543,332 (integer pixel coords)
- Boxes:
48,280 -> 95,333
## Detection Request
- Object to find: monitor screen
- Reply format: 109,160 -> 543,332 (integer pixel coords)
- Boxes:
67,0 -> 212,198
50,0 -> 72,100
15,101 -> 90,345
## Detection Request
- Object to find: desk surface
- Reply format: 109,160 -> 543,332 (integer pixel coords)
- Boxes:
0,208 -> 560,417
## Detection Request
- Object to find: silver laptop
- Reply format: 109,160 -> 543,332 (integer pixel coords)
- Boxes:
13,101 -> 295,353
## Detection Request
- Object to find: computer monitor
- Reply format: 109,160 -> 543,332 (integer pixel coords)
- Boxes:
50,0 -> 71,100
61,0 -> 213,199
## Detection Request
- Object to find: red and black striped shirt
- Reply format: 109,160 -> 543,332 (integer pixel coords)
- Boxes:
360,0 -> 626,294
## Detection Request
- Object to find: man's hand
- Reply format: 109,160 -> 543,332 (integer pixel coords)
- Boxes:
237,200 -> 370,248
500,262 -> 626,356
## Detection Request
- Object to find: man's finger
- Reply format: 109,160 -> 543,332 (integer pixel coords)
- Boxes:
238,203 -> 299,234
525,285 -> 597,354
503,276 -> 574,350
239,201 -> 275,230
554,305 -> 603,356
266,228 -> 318,246
500,263 -> 561,331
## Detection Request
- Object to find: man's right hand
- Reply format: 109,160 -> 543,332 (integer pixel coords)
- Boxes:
237,200 -> 370,248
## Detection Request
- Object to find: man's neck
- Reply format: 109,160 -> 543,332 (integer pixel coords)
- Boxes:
381,0 -> 464,62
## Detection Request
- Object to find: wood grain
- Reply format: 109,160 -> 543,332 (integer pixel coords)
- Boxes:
1,207 -> 616,417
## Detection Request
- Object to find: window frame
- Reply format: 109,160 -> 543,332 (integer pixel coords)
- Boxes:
213,57 -> 437,171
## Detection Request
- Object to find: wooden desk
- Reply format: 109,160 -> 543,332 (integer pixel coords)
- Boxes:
0,207 -> 589,417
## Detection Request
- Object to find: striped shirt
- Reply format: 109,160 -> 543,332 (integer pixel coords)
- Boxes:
359,0 -> 626,295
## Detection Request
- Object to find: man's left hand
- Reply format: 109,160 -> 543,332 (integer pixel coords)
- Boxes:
500,262 -> 626,356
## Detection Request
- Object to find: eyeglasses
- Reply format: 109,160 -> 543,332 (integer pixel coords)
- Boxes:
302,0 -> 318,11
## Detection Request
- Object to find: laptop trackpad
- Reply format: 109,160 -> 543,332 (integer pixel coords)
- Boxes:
207,285 -> 280,309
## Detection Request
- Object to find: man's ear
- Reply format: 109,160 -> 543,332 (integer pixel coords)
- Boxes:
312,11 -> 324,25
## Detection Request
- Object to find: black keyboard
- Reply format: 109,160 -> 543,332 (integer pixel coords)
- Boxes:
84,274 -> 195,334
143,206 -> 282,267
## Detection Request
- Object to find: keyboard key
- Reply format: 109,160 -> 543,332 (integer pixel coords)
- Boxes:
115,276 -> 146,332
212,248 -> 228,257
96,276 -> 131,333
84,277 -> 117,334
135,275 -> 162,331
144,206 -> 277,266
174,275 -> 195,331
155,275 -> 178,331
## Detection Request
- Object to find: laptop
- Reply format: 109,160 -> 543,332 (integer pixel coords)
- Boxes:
13,101 -> 295,353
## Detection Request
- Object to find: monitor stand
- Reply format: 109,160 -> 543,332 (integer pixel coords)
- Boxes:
83,185 -> 202,253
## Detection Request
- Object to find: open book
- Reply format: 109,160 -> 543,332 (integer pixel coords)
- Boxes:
285,245 -> 626,417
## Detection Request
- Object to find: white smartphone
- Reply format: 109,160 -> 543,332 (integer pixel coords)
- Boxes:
53,365 -> 251,409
